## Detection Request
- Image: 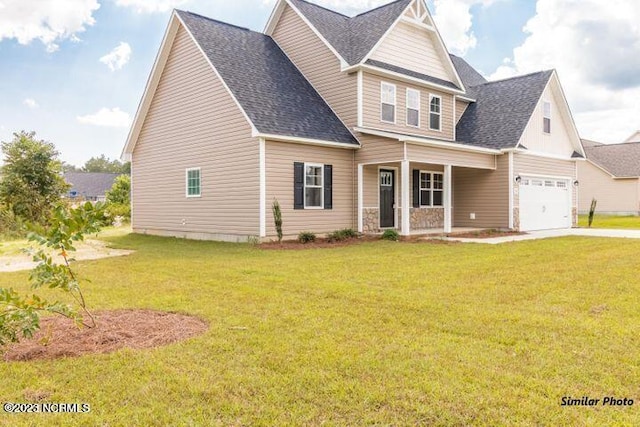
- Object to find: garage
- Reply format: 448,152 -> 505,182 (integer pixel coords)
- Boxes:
519,177 -> 572,231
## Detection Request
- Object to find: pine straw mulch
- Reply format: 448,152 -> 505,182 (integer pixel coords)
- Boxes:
445,229 -> 526,239
3,309 -> 208,362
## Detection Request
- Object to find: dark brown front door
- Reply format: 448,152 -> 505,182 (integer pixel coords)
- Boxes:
379,169 -> 395,228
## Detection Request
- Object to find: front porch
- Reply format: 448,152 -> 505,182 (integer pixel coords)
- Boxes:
357,158 -> 505,235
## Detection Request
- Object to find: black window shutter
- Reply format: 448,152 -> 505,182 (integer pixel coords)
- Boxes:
412,169 -> 420,207
294,162 -> 304,209
324,164 -> 333,210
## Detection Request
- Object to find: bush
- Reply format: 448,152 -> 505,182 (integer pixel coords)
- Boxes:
298,231 -> 316,244
381,229 -> 399,241
106,203 -> 131,221
0,204 -> 25,239
327,228 -> 359,242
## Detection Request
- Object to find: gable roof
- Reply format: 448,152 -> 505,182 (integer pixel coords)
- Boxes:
177,10 -> 357,146
455,70 -> 554,150
64,173 -> 120,198
449,54 -> 486,97
584,142 -> 640,178
287,0 -> 412,65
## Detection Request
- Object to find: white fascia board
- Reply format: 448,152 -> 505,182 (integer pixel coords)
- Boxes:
355,126 -> 501,155
264,0 -> 286,34
176,13 -> 259,136
256,133 -> 360,149
283,0 -> 349,68
514,149 -> 579,162
122,13 -> 180,158
349,64 -> 466,95
455,94 -> 476,103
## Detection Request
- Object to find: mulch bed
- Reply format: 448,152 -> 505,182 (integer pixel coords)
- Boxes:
259,235 -> 381,250
3,309 -> 208,362
446,229 -> 526,239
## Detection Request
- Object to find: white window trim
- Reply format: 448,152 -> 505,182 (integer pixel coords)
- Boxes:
406,88 -> 421,128
380,81 -> 396,124
429,94 -> 442,132
185,167 -> 201,198
543,100 -> 551,134
419,170 -> 444,207
304,162 -> 324,209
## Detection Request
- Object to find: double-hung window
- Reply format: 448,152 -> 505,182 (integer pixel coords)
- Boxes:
543,101 -> 551,133
406,88 -> 420,127
304,163 -> 323,208
419,171 -> 444,206
186,168 -> 201,197
429,95 -> 441,131
381,82 -> 396,123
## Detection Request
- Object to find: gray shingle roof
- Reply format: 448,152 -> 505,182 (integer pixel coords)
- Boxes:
366,59 -> 460,90
288,0 -> 413,65
449,54 -> 486,97
177,10 -> 358,145
584,143 -> 640,177
64,173 -> 121,199
455,70 -> 553,150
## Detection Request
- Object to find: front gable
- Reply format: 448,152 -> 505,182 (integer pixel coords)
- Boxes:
367,0 -> 462,88
517,73 -> 584,158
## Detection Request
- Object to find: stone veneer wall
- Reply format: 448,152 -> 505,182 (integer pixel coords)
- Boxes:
362,207 -> 444,233
410,208 -> 444,229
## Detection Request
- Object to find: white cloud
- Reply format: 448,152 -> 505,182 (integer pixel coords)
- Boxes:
23,98 -> 39,109
489,0 -> 640,143
77,108 -> 131,128
99,42 -> 132,71
115,0 -> 188,13
431,0 -> 498,56
0,0 -> 99,52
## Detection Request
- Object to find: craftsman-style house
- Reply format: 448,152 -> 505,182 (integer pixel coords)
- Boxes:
123,0 -> 585,241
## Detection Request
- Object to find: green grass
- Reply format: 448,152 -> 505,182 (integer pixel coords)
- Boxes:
1,233 -> 640,425
578,214 -> 640,229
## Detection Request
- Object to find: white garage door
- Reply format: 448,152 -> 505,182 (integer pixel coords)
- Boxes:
519,177 -> 571,231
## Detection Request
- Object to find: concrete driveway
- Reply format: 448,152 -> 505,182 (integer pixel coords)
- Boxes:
446,228 -> 640,245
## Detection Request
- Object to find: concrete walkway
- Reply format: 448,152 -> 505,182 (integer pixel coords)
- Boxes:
444,228 -> 640,245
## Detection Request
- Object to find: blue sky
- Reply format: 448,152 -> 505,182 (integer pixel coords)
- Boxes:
1,0 -> 639,166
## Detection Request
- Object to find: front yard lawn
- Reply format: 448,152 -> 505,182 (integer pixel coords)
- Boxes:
1,233 -> 640,425
578,214 -> 640,229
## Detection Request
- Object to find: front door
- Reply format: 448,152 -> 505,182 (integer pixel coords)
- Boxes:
379,169 -> 395,228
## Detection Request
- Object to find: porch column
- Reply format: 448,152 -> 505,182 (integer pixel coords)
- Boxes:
401,160 -> 410,235
444,164 -> 452,233
357,164 -> 364,233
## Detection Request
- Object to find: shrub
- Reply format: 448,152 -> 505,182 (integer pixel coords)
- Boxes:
298,231 -> 316,244
381,229 -> 400,241
106,203 -> 131,222
272,199 -> 283,243
327,228 -> 359,242
0,204 -> 25,239
588,198 -> 597,228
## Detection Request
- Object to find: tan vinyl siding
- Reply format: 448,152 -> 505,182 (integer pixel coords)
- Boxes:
577,161 -> 640,213
362,72 -> 454,140
518,79 -> 576,157
455,99 -> 469,124
453,154 -> 510,228
265,141 -> 355,237
514,153 -> 577,207
355,134 -> 405,164
370,21 -> 454,83
132,25 -> 259,239
406,143 -> 495,170
272,5 -> 357,127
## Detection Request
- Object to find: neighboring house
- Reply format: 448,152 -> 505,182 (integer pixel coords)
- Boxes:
578,138 -> 640,215
122,0 -> 586,242
624,131 -> 640,143
64,172 -> 120,202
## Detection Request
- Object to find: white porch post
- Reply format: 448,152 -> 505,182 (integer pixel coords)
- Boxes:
444,164 -> 452,233
357,164 -> 364,233
401,160 -> 410,235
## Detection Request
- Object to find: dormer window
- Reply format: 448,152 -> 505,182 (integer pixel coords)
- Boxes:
406,88 -> 420,127
429,95 -> 441,131
380,82 -> 396,123
543,101 -> 551,133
